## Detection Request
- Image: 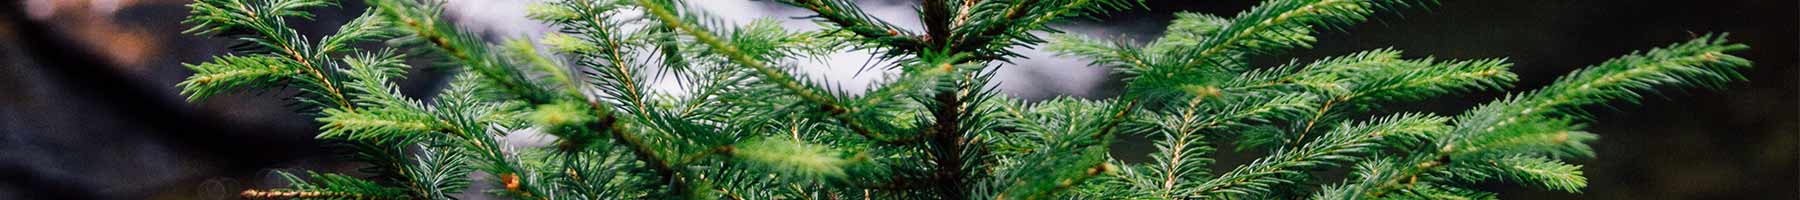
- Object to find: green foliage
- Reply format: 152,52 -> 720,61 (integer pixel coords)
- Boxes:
1299,35 -> 1750,200
729,138 -> 854,179
1195,114 -> 1448,198
174,0 -> 1752,199
245,171 -> 411,199
177,55 -> 296,102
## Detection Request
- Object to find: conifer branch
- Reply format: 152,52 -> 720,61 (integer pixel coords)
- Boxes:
1319,35 -> 1750,198
532,1 -> 655,117
172,1 -> 1754,199
243,171 -> 412,200
184,0 -> 358,110
528,5 -> 686,187
503,39 -> 581,96
1157,98 -> 1216,195
368,0 -> 557,105
1137,93 -> 1315,197
1286,50 -> 1515,146
636,0 -> 912,144
1193,114 -> 1447,198
854,58 -> 970,108
951,0 -> 1141,59
948,0 -> 1037,57
1177,0 -> 1425,68
775,0 -> 929,53
176,55 -> 297,102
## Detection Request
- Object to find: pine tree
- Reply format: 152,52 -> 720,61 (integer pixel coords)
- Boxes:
177,0 -> 1753,199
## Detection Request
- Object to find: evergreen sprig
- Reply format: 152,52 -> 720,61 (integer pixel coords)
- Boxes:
174,0 -> 1753,199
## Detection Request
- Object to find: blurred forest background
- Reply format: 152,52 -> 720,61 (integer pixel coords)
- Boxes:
0,0 -> 1793,199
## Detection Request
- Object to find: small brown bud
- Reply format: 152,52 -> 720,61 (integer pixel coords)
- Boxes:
503,173 -> 523,191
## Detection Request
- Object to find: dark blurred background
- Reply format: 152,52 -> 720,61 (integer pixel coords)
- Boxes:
0,0 -> 1793,199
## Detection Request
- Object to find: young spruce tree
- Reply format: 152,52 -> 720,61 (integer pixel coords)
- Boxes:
178,0 -> 1753,199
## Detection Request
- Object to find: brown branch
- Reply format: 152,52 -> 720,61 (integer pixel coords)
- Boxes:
233,1 -> 355,111
241,189 -> 389,200
1291,97 -> 1341,146
281,44 -> 356,111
